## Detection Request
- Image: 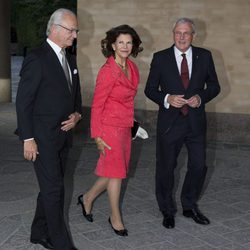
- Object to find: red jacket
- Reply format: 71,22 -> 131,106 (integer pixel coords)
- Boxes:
91,56 -> 139,138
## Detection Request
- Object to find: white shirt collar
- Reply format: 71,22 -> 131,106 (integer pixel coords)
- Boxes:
174,46 -> 193,76
46,38 -> 62,55
174,46 -> 192,57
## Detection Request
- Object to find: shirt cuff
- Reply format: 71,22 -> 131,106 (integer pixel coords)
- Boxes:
196,95 -> 201,107
164,94 -> 170,109
24,138 -> 34,142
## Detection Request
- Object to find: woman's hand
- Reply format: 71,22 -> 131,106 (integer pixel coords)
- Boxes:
95,137 -> 111,155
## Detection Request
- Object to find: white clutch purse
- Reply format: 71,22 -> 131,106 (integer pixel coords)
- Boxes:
131,120 -> 149,140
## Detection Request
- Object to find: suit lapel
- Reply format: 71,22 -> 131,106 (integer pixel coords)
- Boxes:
169,46 -> 185,90
190,46 -> 199,84
66,53 -> 79,95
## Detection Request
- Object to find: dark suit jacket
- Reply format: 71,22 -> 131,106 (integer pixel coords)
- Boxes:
145,45 -> 220,135
16,41 -> 82,147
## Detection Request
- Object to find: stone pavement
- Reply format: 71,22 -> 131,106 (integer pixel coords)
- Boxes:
0,57 -> 250,249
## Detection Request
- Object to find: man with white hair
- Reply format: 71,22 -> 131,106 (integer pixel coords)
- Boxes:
16,9 -> 82,249
145,17 -> 220,229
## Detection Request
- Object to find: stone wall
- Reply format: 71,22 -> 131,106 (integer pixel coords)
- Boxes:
77,0 -> 250,115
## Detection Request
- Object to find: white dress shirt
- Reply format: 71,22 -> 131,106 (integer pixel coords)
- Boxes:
164,46 -> 192,109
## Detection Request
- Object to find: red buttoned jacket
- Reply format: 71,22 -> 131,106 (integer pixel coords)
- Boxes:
91,56 -> 139,138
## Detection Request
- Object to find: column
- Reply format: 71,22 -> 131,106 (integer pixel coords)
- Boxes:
0,0 -> 11,102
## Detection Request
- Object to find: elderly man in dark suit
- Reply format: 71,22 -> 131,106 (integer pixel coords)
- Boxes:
16,9 -> 82,250
145,17 -> 220,229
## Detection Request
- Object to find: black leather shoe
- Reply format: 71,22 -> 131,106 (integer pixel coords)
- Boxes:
162,215 -> 175,229
77,194 -> 93,222
108,217 -> 128,236
30,238 -> 54,249
183,209 -> 210,225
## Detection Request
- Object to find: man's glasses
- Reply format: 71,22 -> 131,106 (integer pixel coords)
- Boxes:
55,24 -> 79,35
174,31 -> 193,38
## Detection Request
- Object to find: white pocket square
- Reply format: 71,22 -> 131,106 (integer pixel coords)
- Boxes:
73,69 -> 78,74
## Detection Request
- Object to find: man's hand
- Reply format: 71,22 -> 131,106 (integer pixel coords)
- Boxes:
186,95 -> 201,108
61,112 -> 82,131
95,137 -> 111,156
24,139 -> 39,162
167,95 -> 187,108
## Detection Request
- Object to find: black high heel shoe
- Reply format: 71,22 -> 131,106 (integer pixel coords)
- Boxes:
108,217 -> 128,236
77,195 -> 93,222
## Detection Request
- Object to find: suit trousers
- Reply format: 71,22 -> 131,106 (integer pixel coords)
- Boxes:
155,114 -> 207,215
31,139 -> 74,250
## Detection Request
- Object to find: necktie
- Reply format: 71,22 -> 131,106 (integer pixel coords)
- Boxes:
180,53 -> 189,115
60,49 -> 72,93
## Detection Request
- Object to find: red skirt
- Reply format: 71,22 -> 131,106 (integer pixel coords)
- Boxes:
95,125 -> 131,179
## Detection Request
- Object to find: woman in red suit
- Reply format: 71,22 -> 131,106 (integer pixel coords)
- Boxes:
77,25 -> 143,236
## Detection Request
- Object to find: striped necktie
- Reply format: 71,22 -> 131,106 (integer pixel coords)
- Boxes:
60,49 -> 72,93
